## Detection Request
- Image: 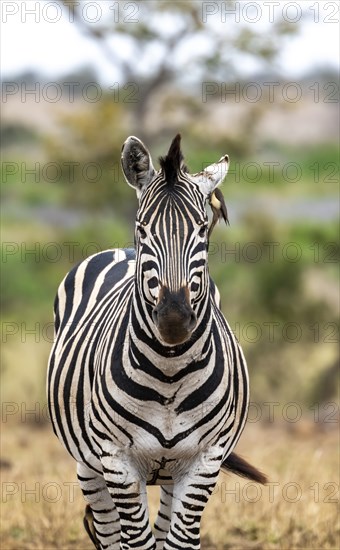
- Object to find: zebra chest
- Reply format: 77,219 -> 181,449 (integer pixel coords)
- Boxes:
91,367 -> 230,461
91,334 -> 233,461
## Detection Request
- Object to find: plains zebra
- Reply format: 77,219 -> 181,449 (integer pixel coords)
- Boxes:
47,135 -> 266,550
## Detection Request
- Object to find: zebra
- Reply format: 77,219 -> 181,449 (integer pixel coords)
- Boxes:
47,134 -> 266,550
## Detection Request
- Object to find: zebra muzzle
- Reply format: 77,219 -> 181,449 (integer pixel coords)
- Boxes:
152,286 -> 197,345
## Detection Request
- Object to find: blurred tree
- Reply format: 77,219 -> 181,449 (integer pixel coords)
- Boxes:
57,0 -> 299,142
44,97 -> 129,211
47,0 -> 300,212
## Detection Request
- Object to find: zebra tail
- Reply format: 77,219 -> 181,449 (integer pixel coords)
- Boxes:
222,452 -> 268,484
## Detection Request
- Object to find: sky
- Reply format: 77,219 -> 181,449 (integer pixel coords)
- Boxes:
1,1 -> 339,83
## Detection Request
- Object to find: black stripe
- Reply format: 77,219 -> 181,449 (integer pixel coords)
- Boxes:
175,325 -> 223,413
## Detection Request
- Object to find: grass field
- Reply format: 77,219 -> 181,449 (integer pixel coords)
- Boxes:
1,418 -> 339,550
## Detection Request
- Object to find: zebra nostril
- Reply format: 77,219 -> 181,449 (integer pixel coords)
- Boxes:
188,311 -> 197,331
152,308 -> 159,325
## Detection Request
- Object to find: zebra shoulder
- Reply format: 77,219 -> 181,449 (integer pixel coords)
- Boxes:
53,248 -> 136,332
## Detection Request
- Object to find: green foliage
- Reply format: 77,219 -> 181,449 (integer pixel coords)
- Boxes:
43,97 -> 137,214
208,214 -> 338,404
1,123 -> 38,148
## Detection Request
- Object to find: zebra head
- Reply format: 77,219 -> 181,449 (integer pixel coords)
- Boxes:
121,134 -> 229,346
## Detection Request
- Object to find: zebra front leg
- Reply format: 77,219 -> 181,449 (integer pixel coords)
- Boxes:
154,485 -> 173,549
77,462 -> 120,549
101,449 -> 157,550
163,452 -> 221,550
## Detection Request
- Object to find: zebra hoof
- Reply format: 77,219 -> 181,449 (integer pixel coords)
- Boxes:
83,504 -> 101,549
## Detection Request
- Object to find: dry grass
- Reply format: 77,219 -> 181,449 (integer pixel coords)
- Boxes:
1,419 -> 339,550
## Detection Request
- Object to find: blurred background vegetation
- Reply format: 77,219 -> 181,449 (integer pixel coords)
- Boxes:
1,1 -> 339,548
2,0 -> 338,409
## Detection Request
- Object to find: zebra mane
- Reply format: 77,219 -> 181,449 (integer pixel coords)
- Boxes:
159,134 -> 188,186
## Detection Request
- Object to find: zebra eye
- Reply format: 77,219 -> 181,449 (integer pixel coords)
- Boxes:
137,225 -> 147,239
191,282 -> 200,293
148,276 -> 158,289
198,225 -> 207,238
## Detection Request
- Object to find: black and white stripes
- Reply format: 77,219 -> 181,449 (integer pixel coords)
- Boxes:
47,135 -> 263,550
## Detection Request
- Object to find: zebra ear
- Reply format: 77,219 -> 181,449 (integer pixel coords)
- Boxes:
191,155 -> 229,197
121,136 -> 155,197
